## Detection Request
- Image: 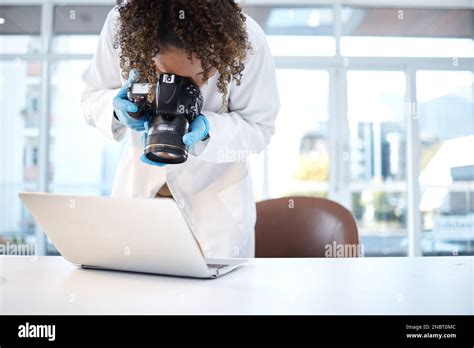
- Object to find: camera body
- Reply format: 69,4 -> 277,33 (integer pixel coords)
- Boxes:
127,74 -> 204,164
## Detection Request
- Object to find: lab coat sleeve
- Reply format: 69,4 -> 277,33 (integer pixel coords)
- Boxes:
189,33 -> 280,163
81,8 -> 127,142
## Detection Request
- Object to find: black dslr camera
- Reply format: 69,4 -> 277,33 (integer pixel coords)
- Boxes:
127,74 -> 205,164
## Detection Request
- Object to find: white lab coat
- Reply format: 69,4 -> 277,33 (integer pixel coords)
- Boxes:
81,8 -> 280,258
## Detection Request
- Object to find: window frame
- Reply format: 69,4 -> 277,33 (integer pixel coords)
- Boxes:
1,0 -> 473,256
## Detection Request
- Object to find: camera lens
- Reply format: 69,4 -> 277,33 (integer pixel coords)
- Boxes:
144,115 -> 189,164
144,143 -> 187,164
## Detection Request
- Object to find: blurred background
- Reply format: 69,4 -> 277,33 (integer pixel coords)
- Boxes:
0,0 -> 473,257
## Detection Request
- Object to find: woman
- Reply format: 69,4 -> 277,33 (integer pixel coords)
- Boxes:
81,0 -> 279,258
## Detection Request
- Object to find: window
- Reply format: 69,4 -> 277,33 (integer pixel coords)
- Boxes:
0,61 -> 41,246
53,5 -> 113,54
1,2 -> 473,257
267,69 -> 330,198
242,6 -> 335,56
341,8 -> 474,57
417,71 -> 474,255
347,71 -> 407,256
0,6 -> 42,54
50,60 -> 125,196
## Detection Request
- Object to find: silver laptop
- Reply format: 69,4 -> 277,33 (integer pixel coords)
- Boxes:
19,192 -> 248,279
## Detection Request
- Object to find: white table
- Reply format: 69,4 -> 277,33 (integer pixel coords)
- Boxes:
0,256 -> 472,315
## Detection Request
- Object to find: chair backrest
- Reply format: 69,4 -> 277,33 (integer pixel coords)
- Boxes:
255,197 -> 360,258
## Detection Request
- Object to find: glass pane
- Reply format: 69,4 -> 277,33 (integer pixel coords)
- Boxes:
267,70 -> 329,198
0,60 -> 41,254
53,5 -> 112,54
0,6 -> 42,54
242,6 -> 335,56
50,60 -> 126,197
53,35 -> 100,55
341,8 -> 474,57
417,70 -> 474,256
347,71 -> 407,256
352,191 -> 408,256
348,71 -> 407,182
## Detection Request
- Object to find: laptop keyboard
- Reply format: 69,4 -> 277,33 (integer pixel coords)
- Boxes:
207,264 -> 228,269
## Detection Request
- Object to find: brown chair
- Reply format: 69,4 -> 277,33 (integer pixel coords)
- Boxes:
255,196 -> 359,258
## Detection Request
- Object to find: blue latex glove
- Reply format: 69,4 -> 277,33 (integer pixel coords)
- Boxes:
112,69 -> 149,132
139,115 -> 210,167
183,115 -> 210,148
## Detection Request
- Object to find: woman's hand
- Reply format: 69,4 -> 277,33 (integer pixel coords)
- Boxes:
112,69 -> 149,132
182,115 -> 210,148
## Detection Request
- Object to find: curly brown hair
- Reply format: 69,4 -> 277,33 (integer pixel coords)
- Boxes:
113,0 -> 251,104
